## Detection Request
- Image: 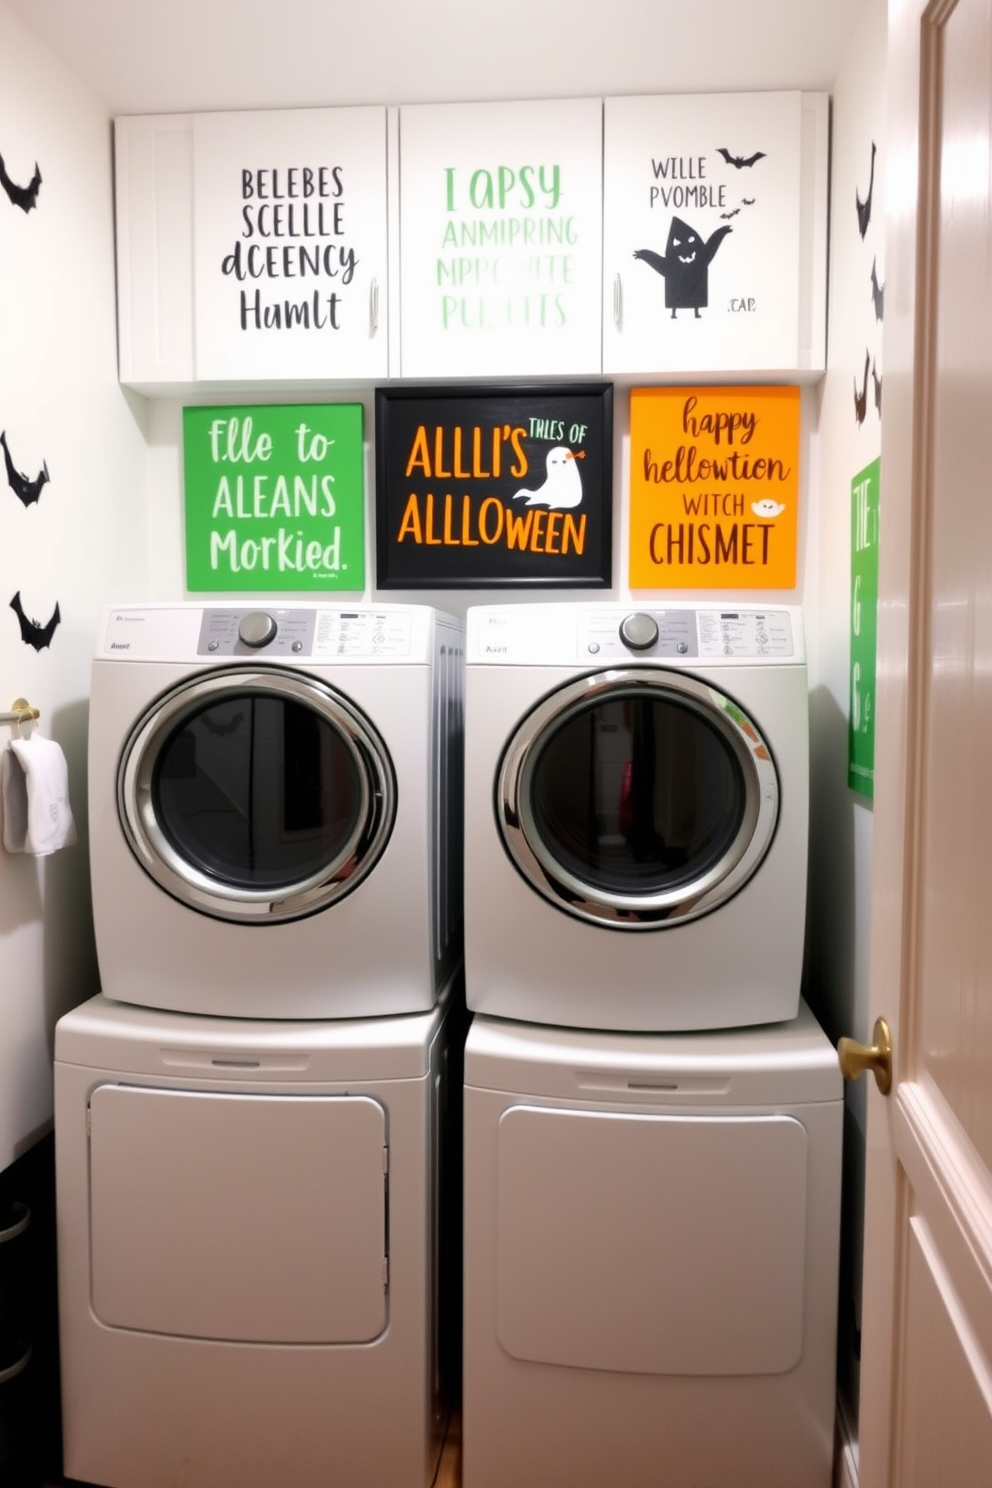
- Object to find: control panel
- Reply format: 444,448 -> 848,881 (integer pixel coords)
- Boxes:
578,609 -> 794,661
197,608 -> 316,657
196,609 -> 413,659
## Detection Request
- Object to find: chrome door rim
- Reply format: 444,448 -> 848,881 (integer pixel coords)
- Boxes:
496,668 -> 779,928
118,668 -> 395,923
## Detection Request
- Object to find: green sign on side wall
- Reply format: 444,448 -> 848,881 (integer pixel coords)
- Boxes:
182,403 -> 365,591
849,457 -> 880,799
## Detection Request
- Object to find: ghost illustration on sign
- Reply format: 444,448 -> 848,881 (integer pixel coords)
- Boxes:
634,217 -> 733,318
512,447 -> 585,509
751,499 -> 786,519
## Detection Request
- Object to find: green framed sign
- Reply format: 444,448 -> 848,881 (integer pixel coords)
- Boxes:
182,403 -> 365,591
849,457 -> 879,799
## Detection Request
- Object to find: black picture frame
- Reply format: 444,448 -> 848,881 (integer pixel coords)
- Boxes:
375,383 -> 613,589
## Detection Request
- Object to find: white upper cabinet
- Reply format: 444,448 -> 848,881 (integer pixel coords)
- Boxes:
115,107 -> 389,390
397,99 -> 603,379
603,92 -> 828,380
114,93 -> 828,392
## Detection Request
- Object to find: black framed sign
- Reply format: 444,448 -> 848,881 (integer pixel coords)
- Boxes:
375,384 -> 612,588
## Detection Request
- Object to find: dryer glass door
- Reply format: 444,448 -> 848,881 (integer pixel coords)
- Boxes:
119,668 -> 396,923
497,668 -> 779,927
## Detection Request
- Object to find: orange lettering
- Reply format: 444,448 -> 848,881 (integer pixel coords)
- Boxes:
404,426 -> 431,479
397,493 -> 423,543
504,506 -> 534,549
508,425 -> 528,478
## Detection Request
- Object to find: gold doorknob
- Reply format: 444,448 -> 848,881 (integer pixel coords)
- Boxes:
838,1017 -> 892,1095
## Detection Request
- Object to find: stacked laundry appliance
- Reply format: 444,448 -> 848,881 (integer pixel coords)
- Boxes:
55,602 -> 464,1488
460,602 -> 842,1488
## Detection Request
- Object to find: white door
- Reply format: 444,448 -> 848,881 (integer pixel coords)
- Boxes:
857,0 -> 992,1480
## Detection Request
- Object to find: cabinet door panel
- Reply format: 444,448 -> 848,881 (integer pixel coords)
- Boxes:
90,1084 -> 388,1343
604,93 -> 827,379
115,115 -> 195,388
193,107 -> 388,381
399,99 -> 603,378
496,1105 -> 808,1375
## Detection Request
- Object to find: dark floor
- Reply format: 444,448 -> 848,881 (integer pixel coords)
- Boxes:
1,1136 -> 61,1488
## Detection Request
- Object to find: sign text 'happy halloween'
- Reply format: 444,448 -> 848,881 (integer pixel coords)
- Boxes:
629,386 -> 800,589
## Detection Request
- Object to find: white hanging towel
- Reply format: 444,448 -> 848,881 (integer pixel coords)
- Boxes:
2,736 -> 77,855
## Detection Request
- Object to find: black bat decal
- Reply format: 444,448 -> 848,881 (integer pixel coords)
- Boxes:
856,142 -> 876,239
717,148 -> 766,169
0,430 -> 50,507
872,359 -> 883,417
0,152 -> 42,213
871,257 -> 885,322
720,208 -> 741,220
742,197 -> 755,206
10,591 -> 61,651
854,349 -> 870,426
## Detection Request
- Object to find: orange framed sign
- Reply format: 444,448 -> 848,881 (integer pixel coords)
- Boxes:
629,385 -> 800,589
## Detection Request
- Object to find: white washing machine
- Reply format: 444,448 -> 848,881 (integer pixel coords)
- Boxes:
88,602 -> 463,1019
55,992 -> 455,1488
464,602 -> 808,1031
462,1003 -> 842,1488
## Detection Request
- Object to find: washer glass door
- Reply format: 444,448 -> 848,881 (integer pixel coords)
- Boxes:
497,669 -> 779,927
119,668 -> 395,923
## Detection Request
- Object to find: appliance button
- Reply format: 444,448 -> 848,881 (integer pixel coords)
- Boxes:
238,611 -> 277,648
619,613 -> 660,651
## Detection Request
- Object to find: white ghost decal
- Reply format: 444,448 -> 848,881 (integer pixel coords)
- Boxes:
512,447 -> 585,509
751,499 -> 786,520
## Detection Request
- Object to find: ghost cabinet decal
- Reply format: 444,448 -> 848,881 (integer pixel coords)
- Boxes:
397,99 -> 604,380
634,220 -> 733,319
604,93 -> 829,379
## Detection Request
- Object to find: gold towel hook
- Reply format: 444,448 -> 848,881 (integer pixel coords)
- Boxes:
1,699 -> 41,734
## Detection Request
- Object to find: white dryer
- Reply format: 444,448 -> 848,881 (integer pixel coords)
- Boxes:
464,602 -> 808,1031
89,602 -> 463,1019
462,1004 -> 842,1488
55,992 -> 454,1488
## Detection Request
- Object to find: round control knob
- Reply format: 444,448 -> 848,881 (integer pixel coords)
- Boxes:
619,612 -> 659,651
238,611 -> 277,649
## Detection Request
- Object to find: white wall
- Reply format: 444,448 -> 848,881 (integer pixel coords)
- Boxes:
805,0 -> 886,1433
0,2 -> 150,1163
